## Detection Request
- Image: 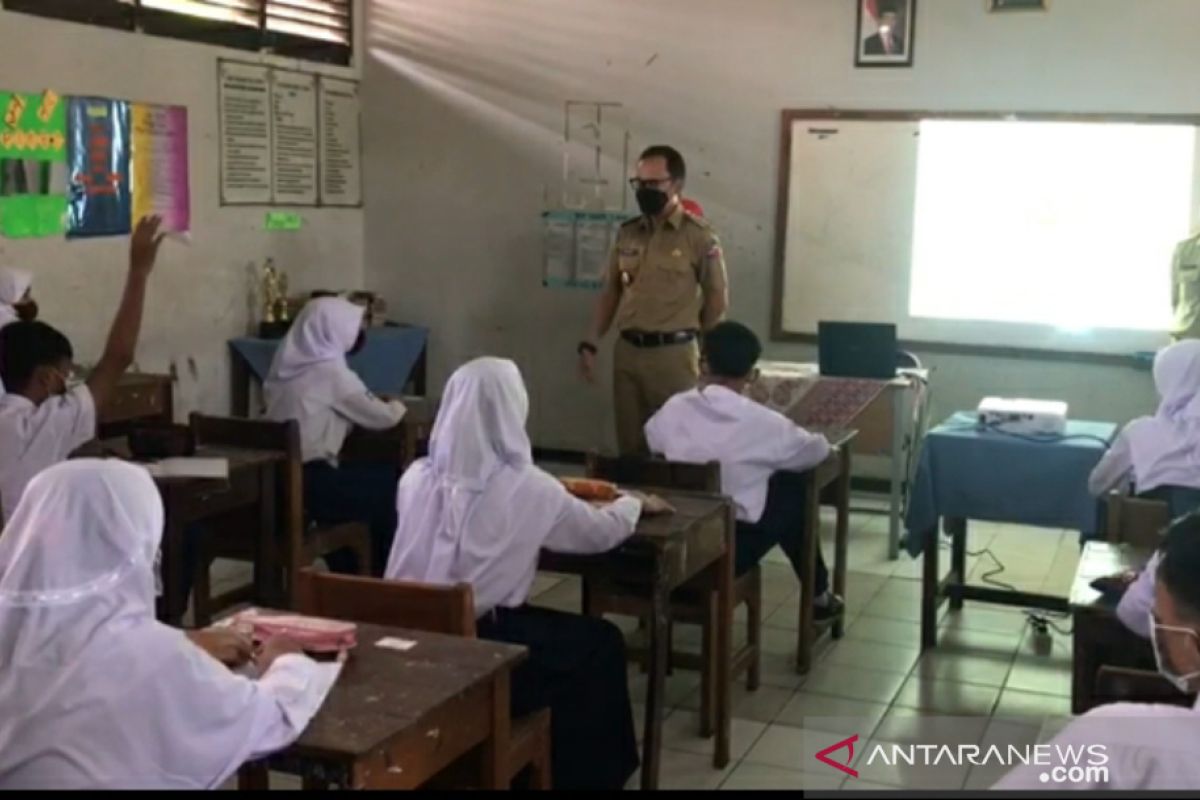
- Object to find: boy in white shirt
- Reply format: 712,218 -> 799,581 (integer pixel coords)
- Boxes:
645,321 -> 842,616
0,216 -> 167,521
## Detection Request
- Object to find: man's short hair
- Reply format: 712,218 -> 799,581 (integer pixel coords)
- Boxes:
639,145 -> 687,185
1160,511 -> 1200,620
0,321 -> 73,392
703,321 -> 762,380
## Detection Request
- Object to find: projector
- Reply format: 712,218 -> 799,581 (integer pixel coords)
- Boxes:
976,397 -> 1068,436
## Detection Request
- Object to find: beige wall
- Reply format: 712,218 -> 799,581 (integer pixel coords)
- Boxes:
361,0 -> 1195,450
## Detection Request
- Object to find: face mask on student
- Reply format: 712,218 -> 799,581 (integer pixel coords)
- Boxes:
1149,612 -> 1200,693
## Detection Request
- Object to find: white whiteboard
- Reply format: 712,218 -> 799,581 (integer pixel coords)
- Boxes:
775,112 -> 1200,357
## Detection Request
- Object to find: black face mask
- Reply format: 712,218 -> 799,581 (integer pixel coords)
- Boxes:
348,330 -> 367,357
636,188 -> 670,218
15,300 -> 37,322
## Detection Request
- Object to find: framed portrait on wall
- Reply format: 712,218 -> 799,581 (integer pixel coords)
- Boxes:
855,0 -> 916,68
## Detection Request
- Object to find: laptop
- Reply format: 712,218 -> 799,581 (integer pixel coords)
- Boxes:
817,321 -> 898,379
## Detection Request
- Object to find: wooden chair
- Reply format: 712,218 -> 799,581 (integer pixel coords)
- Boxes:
188,414 -> 372,625
1094,665 -> 1195,708
294,569 -> 552,790
1105,492 -> 1170,549
582,454 -> 759,738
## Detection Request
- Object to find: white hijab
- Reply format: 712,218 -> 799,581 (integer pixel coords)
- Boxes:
1126,340 -> 1200,491
385,357 -> 532,584
264,297 -> 367,407
0,460 -> 314,789
0,268 -> 31,328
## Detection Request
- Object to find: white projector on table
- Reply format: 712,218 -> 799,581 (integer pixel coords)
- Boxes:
976,397 -> 1068,436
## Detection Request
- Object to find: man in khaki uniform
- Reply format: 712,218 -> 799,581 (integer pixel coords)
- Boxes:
579,145 -> 729,454
1171,232 -> 1200,341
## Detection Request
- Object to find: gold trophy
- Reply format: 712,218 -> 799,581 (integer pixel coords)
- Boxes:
259,259 -> 290,338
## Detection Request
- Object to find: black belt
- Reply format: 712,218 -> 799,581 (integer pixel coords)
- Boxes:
620,329 -> 698,348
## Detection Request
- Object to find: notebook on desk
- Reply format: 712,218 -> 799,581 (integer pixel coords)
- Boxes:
141,458 -> 229,480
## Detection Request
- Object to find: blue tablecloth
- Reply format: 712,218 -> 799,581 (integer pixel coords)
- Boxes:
229,326 -> 428,396
904,413 -> 1118,557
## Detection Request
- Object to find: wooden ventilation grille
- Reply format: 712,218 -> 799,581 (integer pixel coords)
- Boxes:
266,0 -> 351,46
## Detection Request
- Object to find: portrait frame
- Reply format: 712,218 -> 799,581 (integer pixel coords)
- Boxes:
855,0 -> 916,68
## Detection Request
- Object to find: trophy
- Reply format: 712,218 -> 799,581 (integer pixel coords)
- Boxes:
261,259 -> 281,323
258,259 -> 292,339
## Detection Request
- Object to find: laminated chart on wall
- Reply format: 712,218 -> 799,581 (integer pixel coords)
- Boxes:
219,61 -> 273,204
66,97 -> 131,238
318,77 -> 361,206
0,90 -> 68,238
219,60 -> 362,207
542,210 -> 627,289
131,104 -> 190,232
271,70 -> 318,206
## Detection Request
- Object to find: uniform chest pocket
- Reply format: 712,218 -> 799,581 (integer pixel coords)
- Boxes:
618,249 -> 642,283
1181,263 -> 1200,283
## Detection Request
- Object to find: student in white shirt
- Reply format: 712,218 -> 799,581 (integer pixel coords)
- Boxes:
264,297 -> 406,574
994,513 -> 1200,791
0,215 -> 167,522
0,459 -> 339,790
645,321 -> 842,616
386,357 -> 643,790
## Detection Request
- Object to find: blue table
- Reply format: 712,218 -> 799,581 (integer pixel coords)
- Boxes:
228,325 -> 429,416
905,413 -> 1117,650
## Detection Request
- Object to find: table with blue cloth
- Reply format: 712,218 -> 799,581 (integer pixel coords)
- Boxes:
229,325 -> 429,416
904,413 -> 1117,650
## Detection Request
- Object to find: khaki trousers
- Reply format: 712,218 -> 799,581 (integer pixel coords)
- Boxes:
612,337 -> 700,455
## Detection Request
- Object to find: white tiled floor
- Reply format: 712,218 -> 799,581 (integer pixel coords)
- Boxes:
206,489 -> 1082,792
525,493 -> 1082,791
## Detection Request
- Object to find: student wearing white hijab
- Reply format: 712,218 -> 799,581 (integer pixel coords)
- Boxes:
1088,341 -> 1200,639
265,297 -> 406,573
0,460 -> 340,790
0,267 -> 35,328
386,357 -> 642,790
994,513 -> 1200,791
1089,340 -> 1200,498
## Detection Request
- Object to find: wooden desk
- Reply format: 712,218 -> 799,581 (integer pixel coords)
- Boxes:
97,372 -> 174,438
801,430 -> 856,671
1070,541 -> 1155,714
539,492 -> 733,791
757,362 -> 929,559
251,622 -> 526,789
95,440 -> 285,626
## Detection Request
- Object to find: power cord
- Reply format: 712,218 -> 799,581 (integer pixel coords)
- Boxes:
941,537 -> 1074,641
941,412 -> 1114,448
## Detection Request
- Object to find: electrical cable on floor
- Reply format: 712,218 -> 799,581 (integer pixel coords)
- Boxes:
940,538 -> 1074,638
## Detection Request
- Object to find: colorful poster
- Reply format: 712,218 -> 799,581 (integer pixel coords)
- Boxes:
131,104 -> 189,232
0,90 -> 66,161
0,89 -> 68,239
66,97 -> 131,238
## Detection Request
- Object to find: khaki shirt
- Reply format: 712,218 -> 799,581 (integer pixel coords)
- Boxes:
606,206 -> 728,333
1171,234 -> 1200,340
